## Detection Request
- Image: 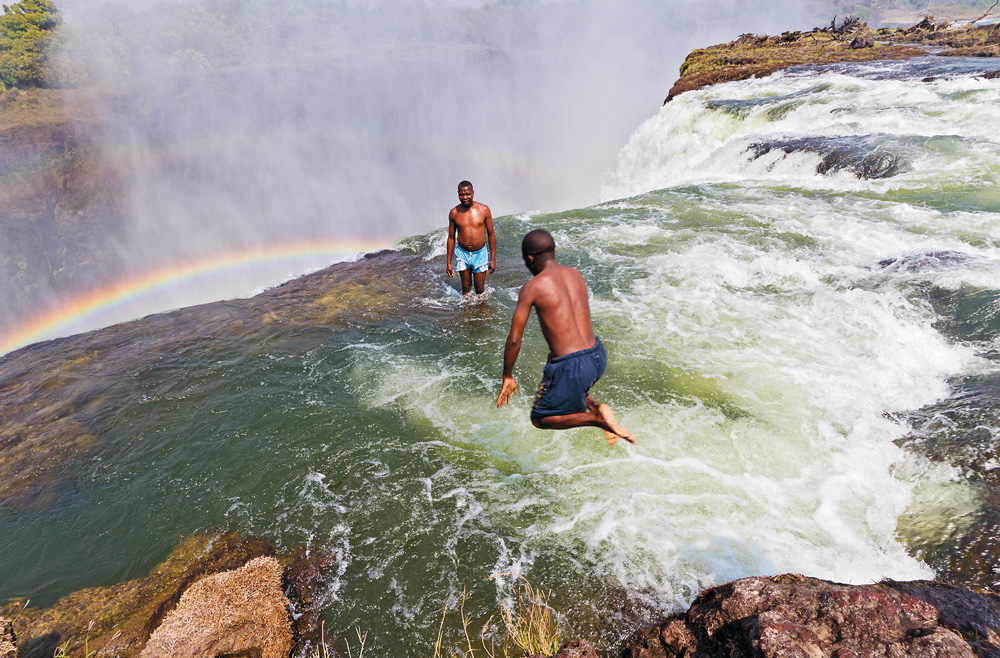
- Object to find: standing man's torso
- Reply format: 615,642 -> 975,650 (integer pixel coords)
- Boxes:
450,202 -> 490,251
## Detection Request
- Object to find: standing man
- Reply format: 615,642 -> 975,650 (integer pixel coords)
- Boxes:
497,229 -> 634,445
447,180 -> 496,296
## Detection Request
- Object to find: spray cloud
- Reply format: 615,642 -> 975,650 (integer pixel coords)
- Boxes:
1,0 -> 818,346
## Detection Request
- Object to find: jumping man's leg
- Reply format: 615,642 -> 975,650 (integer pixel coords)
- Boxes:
532,402 -> 635,444
595,403 -> 634,444
587,395 -> 622,445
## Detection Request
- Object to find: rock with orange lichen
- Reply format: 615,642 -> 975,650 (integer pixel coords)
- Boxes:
138,556 -> 293,658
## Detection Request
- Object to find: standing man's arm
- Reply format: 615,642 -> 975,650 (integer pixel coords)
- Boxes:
485,208 -> 497,274
498,285 -> 534,407
446,212 -> 457,278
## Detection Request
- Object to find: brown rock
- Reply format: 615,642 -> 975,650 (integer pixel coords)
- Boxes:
0,532 -> 275,658
664,18 -> 1000,102
1,618 -> 17,658
624,575 -> 1000,658
0,532 -> 338,658
281,545 -> 342,650
663,33 -> 925,102
139,556 -> 293,658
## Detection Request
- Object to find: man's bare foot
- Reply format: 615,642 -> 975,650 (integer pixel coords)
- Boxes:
603,430 -> 619,446
597,404 -> 635,444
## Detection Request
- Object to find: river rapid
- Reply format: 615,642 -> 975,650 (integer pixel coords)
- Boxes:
3,56 -> 1000,655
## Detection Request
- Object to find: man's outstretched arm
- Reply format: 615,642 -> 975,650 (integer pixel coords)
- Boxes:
498,287 -> 533,407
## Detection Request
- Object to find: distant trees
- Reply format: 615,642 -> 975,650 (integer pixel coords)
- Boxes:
0,0 -> 60,90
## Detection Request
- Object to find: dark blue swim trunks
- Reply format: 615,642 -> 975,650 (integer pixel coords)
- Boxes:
531,337 -> 608,421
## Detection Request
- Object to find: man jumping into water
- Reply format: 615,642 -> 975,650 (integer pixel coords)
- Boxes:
447,180 -> 496,296
497,229 -> 634,445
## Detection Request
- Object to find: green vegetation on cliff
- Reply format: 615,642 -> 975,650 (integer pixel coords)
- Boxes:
0,0 -> 60,91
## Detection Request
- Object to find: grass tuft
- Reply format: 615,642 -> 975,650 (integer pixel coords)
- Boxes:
309,621 -> 368,658
492,574 -> 561,658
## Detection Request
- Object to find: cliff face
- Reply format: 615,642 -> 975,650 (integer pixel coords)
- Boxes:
0,89 -> 129,336
665,17 -> 1000,102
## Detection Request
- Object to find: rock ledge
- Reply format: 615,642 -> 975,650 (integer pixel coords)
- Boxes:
624,574 -> 1000,658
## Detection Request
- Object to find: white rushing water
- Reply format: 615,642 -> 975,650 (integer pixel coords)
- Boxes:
602,58 -> 1000,199
373,57 -> 1000,628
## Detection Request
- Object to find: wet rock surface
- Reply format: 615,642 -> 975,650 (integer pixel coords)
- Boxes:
624,574 -> 1000,658
897,372 -> 1000,593
282,545 -> 344,652
871,253 -> 1000,593
745,135 -> 910,180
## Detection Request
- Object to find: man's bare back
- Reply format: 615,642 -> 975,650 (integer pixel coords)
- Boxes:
497,229 -> 634,444
446,181 -> 496,295
520,262 -> 595,358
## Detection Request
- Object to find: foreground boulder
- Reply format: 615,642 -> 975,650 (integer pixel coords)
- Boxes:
139,556 -> 293,658
0,531 -> 337,658
624,574 -> 1000,658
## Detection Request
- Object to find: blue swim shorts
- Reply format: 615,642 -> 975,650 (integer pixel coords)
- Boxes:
454,244 -> 490,273
530,337 -> 608,421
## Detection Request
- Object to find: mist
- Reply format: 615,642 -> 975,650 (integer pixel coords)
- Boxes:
2,0 -> 820,349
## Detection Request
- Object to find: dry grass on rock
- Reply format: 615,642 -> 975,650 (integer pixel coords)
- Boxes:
139,556 -> 293,658
665,17 -> 999,102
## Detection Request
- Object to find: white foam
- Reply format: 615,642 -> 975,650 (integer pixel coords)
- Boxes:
602,66 -> 1000,200
293,59 -> 1000,627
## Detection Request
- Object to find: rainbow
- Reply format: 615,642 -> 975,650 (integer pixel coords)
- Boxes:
0,240 -> 388,356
